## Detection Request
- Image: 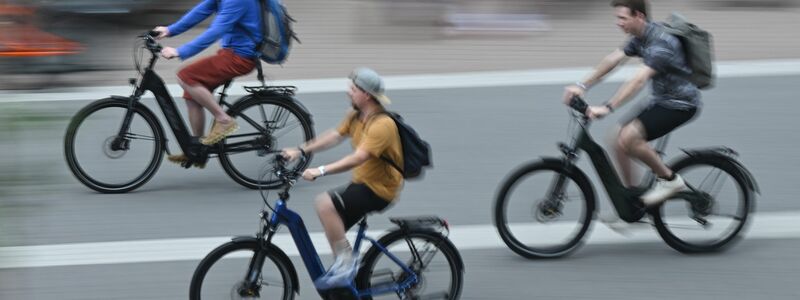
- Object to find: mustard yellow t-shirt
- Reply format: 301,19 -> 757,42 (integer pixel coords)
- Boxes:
337,110 -> 404,201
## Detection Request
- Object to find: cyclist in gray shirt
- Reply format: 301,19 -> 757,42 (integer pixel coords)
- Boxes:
563,0 -> 700,208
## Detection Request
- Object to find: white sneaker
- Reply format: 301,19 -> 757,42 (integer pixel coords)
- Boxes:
641,174 -> 687,207
314,256 -> 359,290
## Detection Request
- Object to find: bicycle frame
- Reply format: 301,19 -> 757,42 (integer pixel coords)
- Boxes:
559,117 -> 678,222
555,114 -> 717,225
116,43 -> 261,168
254,199 -> 418,297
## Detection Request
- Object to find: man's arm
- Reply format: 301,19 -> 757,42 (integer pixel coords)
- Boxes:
301,130 -> 346,154
580,49 -> 629,88
606,65 -> 655,109
305,148 -> 371,179
175,0 -> 249,59
586,65 -> 656,119
165,0 -> 217,38
282,129 -> 346,161
563,49 -> 629,104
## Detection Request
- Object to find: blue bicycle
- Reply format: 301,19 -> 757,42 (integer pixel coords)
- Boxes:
189,155 -> 465,299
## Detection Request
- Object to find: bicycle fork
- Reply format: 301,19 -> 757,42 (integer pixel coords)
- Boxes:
537,173 -> 569,222
240,216 -> 279,297
110,97 -> 139,152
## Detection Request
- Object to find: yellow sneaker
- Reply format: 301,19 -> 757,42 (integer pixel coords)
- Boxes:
200,119 -> 239,145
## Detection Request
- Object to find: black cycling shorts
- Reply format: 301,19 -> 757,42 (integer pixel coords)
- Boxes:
635,104 -> 698,141
328,183 -> 391,230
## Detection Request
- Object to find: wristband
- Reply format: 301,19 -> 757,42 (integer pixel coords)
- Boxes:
317,165 -> 326,176
575,81 -> 588,90
604,103 -> 615,113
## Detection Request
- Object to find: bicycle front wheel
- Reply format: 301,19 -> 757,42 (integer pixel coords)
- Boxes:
190,239 -> 296,300
494,160 -> 596,259
64,98 -> 164,193
653,155 -> 754,253
219,95 -> 314,189
356,229 -> 464,300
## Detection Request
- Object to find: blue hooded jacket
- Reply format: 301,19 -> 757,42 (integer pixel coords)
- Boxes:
167,0 -> 262,60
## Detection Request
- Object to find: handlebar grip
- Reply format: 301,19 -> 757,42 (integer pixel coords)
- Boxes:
148,31 -> 160,38
569,96 -> 588,115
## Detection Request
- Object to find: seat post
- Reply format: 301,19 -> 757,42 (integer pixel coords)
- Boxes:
654,133 -> 671,158
218,80 -> 233,104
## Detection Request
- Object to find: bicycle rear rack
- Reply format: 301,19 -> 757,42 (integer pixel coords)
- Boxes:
244,85 -> 297,97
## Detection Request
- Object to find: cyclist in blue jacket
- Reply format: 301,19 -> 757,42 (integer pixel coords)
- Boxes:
152,0 -> 263,165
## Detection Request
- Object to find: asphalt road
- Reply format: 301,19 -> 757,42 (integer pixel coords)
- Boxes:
1,74 -> 799,299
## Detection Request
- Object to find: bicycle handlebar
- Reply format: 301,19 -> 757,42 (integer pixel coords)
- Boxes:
139,31 -> 163,53
272,154 -> 306,185
569,96 -> 589,115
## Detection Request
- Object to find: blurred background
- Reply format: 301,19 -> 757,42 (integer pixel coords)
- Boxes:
0,0 -> 798,87
2,0 -> 800,299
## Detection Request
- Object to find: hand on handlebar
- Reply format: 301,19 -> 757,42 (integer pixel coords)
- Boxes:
586,105 -> 611,120
160,47 -> 179,59
280,148 -> 302,162
302,168 -> 322,181
152,26 -> 170,39
562,84 -> 586,106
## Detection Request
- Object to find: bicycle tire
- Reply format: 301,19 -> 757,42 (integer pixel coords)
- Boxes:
652,155 -> 754,253
494,159 -> 596,259
64,97 -> 165,193
189,238 -> 297,300
219,95 -> 314,189
355,228 -> 464,300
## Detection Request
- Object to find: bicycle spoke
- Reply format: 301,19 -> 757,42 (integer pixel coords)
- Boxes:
237,113 -> 269,134
124,132 -> 156,141
259,278 -> 284,288
270,106 -> 291,129
271,121 -> 303,139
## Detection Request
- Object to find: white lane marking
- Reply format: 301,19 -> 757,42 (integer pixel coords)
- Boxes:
1,211 -> 799,269
1,59 -> 799,104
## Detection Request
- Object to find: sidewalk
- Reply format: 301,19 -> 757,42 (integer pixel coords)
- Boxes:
0,0 -> 798,89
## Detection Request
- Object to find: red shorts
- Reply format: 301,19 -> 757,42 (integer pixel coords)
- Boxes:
176,49 -> 256,100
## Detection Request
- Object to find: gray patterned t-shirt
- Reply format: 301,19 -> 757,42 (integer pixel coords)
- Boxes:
623,22 -> 701,110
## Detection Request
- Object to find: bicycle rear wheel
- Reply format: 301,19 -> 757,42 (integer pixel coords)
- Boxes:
356,229 -> 464,300
219,95 -> 314,189
189,239 -> 296,300
653,155 -> 754,253
64,98 -> 164,193
494,159 -> 596,259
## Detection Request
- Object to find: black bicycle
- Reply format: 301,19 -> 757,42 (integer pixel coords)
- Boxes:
64,32 -> 314,193
494,96 -> 759,258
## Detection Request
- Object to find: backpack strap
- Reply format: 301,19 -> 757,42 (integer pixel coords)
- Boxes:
354,111 -> 404,174
254,0 -> 268,85
375,112 -> 404,174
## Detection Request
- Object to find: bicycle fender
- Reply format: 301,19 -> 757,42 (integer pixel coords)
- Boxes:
230,236 -> 300,294
676,148 -> 760,195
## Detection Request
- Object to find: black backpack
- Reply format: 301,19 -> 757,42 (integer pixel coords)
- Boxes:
364,112 -> 431,179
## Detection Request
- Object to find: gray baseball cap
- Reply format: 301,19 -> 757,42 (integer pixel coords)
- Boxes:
349,67 -> 391,105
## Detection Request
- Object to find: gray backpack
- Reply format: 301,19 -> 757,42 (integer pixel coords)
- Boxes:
661,13 -> 715,89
